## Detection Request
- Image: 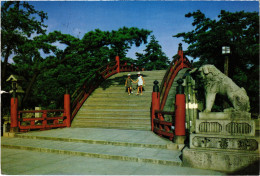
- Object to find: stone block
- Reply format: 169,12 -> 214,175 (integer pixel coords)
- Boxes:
35,107 -> 42,118
199,112 -> 251,120
195,119 -> 255,136
189,133 -> 259,152
183,147 -> 260,173
3,132 -> 15,138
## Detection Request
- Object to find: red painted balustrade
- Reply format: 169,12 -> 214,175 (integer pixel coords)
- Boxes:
151,43 -> 192,141
18,109 -> 67,132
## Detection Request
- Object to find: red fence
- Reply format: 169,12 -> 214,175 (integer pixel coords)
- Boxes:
18,109 -> 67,132
10,93 -> 71,132
153,110 -> 175,140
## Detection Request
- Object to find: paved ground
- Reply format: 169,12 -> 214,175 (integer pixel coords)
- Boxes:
1,128 -> 226,175
1,148 -> 225,175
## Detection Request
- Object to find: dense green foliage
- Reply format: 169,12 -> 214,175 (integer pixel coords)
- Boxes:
1,1 -> 153,111
135,35 -> 170,70
1,1 -> 48,81
13,28 -> 152,109
174,10 -> 259,113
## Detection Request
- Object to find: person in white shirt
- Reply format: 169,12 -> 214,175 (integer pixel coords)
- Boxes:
133,72 -> 145,95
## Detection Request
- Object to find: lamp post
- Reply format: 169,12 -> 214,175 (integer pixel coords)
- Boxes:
222,46 -> 231,76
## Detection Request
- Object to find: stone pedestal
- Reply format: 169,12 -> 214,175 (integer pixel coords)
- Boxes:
174,135 -> 186,144
183,147 -> 259,173
183,111 -> 260,172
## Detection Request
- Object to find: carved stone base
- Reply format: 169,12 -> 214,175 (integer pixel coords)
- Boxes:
183,147 -> 260,173
196,119 -> 255,136
190,134 -> 259,152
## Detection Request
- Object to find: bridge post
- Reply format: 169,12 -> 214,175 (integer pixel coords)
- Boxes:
151,80 -> 160,131
174,78 -> 186,144
64,88 -> 71,127
178,43 -> 184,69
10,97 -> 18,132
115,56 -> 120,73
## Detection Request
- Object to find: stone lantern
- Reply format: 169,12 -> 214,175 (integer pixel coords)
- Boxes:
6,75 -> 25,107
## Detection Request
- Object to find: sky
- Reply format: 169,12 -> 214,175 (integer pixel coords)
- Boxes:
5,1 -> 260,62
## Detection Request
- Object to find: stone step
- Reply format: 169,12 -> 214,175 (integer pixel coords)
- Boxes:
89,93 -> 151,98
77,111 -> 150,116
86,96 -> 151,101
72,125 -> 151,130
73,118 -> 150,124
84,100 -> 151,106
72,122 -> 150,129
1,137 -> 182,166
6,128 -> 183,149
82,105 -> 150,110
76,113 -> 149,119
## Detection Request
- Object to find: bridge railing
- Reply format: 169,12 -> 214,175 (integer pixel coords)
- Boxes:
159,56 -> 192,110
151,43 -> 192,141
153,110 -> 175,140
71,57 -> 140,121
17,109 -> 67,132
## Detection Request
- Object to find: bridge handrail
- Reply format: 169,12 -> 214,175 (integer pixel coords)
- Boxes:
17,109 -> 67,132
153,110 -> 175,140
159,56 -> 192,110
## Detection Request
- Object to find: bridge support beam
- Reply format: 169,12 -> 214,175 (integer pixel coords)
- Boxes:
174,79 -> 186,144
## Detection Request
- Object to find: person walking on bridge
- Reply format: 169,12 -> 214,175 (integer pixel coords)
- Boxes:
134,72 -> 145,96
125,74 -> 134,95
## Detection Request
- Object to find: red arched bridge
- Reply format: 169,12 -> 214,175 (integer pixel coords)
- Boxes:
9,43 -> 192,141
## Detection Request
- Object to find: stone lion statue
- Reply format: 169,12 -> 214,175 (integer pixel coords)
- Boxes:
191,64 -> 250,112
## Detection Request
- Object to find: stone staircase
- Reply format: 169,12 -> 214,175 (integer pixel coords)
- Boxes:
71,70 -> 166,130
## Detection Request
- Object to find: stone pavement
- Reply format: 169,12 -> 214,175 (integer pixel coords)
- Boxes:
1,128 -> 225,175
1,148 -> 225,175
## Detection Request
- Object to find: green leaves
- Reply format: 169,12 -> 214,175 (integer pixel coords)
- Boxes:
135,35 -> 169,70
174,10 -> 259,113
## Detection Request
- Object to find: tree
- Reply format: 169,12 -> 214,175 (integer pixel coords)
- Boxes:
174,10 -> 259,113
13,31 -> 80,107
1,1 -> 48,81
21,28 -> 151,109
136,35 -> 170,70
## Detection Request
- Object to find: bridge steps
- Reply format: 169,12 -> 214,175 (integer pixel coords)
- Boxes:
71,70 -> 166,130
